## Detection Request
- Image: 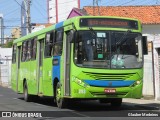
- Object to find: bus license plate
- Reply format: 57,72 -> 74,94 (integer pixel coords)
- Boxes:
104,89 -> 116,93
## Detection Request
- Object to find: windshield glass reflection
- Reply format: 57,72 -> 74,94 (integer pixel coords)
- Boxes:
74,31 -> 143,69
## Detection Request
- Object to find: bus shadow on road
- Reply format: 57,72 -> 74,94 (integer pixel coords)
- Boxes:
18,97 -> 56,106
17,97 -> 147,111
65,100 -> 144,111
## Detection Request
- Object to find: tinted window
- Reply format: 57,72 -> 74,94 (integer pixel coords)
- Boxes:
22,41 -> 28,62
45,32 -> 54,57
53,29 -> 63,56
12,44 -> 17,63
31,38 -> 37,60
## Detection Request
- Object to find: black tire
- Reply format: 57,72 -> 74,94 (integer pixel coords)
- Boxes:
55,82 -> 66,108
24,82 -> 32,102
110,98 -> 122,107
99,99 -> 110,103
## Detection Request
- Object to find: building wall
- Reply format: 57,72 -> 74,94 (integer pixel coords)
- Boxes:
0,48 -> 12,87
142,24 -> 160,100
48,0 -> 79,23
48,0 -> 56,23
31,23 -> 52,33
11,28 -> 21,39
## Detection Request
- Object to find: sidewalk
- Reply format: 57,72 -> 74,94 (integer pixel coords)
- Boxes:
123,98 -> 160,110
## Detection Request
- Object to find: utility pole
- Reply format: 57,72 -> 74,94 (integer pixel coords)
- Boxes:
96,0 -> 100,15
0,15 -> 4,45
156,0 -> 158,4
24,0 -> 31,34
0,55 -> 1,86
93,0 -> 95,16
93,0 -> 101,16
27,0 -> 31,33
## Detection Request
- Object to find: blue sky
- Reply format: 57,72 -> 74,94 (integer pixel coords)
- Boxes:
0,0 -> 160,36
81,0 -> 160,7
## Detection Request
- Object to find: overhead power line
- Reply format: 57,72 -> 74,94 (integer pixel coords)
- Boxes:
14,0 -> 27,12
33,1 -> 47,19
119,0 -> 135,6
4,8 -> 20,17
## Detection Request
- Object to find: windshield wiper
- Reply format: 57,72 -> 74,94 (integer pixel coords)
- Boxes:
116,30 -> 131,47
114,30 -> 131,61
89,27 -> 96,37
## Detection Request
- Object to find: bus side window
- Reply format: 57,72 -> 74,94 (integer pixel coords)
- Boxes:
12,44 -> 17,63
31,38 -> 37,60
53,29 -> 63,56
22,41 -> 28,62
27,40 -> 31,60
45,32 -> 54,57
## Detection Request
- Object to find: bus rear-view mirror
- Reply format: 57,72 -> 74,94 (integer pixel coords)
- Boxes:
142,36 -> 148,55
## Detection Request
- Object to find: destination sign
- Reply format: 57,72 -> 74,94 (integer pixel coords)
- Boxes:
80,18 -> 138,30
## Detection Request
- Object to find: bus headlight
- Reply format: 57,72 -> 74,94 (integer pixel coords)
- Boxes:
136,80 -> 140,85
131,80 -> 141,87
77,79 -> 82,84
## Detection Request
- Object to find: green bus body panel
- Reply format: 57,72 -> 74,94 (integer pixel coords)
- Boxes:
20,61 -> 37,94
17,42 -> 22,46
42,58 -> 53,96
11,16 -> 143,99
38,34 -> 46,40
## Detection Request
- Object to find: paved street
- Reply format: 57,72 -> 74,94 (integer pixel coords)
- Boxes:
0,86 -> 160,120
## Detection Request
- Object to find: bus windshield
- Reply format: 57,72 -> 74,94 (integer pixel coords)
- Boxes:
74,31 -> 143,69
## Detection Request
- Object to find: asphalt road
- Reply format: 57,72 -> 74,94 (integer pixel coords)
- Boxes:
0,86 -> 159,120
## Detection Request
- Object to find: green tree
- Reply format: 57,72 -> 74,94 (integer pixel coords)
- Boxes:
4,41 -> 13,48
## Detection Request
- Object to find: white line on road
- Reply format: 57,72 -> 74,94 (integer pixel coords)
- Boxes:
70,111 -> 90,117
13,98 -> 20,100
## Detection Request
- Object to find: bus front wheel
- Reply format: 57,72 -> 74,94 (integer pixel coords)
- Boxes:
55,82 -> 66,108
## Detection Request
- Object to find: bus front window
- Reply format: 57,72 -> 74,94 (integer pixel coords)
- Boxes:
111,32 -> 143,68
74,31 -> 143,69
74,31 -> 110,68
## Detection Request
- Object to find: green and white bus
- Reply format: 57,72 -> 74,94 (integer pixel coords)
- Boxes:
11,16 -> 148,108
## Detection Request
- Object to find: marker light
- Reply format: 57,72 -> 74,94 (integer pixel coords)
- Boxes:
136,81 -> 140,85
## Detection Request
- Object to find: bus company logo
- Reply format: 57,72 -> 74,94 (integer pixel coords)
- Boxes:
108,82 -> 112,87
2,112 -> 11,117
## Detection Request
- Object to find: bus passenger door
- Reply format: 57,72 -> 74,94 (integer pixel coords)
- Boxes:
16,46 -> 21,92
37,39 -> 44,95
63,31 -> 73,96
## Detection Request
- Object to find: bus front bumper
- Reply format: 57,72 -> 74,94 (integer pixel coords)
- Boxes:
71,79 -> 143,99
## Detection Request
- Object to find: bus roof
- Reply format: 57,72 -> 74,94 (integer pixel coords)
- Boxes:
13,16 -> 140,44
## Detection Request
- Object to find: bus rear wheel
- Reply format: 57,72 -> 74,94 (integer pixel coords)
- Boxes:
24,83 -> 32,102
55,82 -> 66,108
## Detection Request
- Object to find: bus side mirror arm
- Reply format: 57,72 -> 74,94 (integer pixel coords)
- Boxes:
69,30 -> 75,43
142,36 -> 148,55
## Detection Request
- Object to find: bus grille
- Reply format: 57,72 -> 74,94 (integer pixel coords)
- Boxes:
91,92 -> 128,97
83,71 -> 136,80
92,92 -> 127,95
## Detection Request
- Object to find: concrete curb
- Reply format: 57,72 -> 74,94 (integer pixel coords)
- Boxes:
123,98 -> 160,110
135,104 -> 160,110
